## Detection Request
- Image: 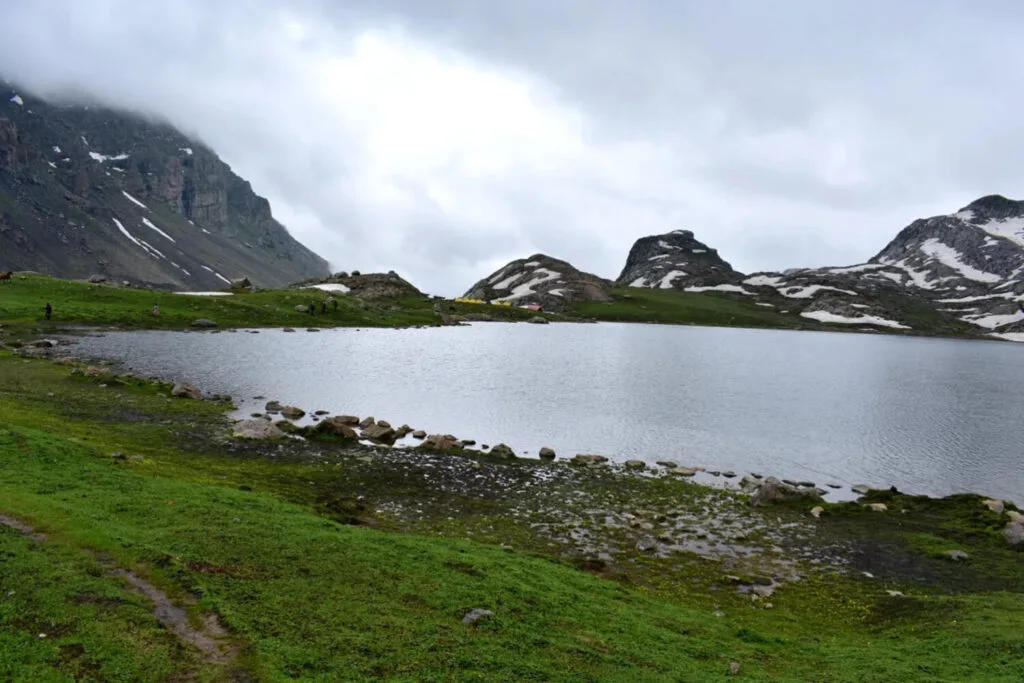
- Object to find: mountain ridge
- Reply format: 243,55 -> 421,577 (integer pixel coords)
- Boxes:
0,82 -> 330,289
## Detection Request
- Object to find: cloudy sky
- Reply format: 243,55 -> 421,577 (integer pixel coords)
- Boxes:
1,0 -> 1023,295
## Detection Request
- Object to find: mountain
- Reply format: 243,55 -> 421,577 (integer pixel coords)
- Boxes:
0,83 -> 330,289
295,270 -> 425,299
463,254 -> 611,312
614,229 -> 743,291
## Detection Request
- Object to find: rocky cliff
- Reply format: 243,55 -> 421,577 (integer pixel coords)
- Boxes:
614,229 -> 743,290
463,254 -> 611,312
0,83 -> 330,289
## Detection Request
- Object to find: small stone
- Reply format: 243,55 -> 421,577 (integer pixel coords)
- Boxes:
674,467 -> 698,477
636,536 -> 657,552
729,662 -> 741,676
470,462 -> 482,470
864,503 -> 888,512
827,483 -> 842,489
314,410 -> 329,416
655,460 -> 678,469
810,506 -> 824,519
462,608 -> 493,626
944,550 -> 969,562
722,471 -> 737,478
624,459 -> 646,471
887,590 -> 905,597
171,382 -> 202,400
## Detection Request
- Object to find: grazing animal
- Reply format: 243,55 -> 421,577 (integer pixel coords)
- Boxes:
0,271 -> 12,283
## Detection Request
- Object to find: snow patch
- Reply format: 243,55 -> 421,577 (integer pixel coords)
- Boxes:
684,284 -> 752,295
177,291 -> 232,297
88,151 -> 130,163
824,263 -> 885,274
80,136 -> 89,147
743,275 -> 785,288
953,209 -> 975,222
937,293 -> 1010,303
801,310 -> 910,329
311,283 -> 351,293
141,217 -> 175,243
51,145 -> 61,154
137,238 -> 166,260
121,191 -> 149,210
522,261 -> 540,267
493,271 -> 525,290
494,268 -> 562,302
962,310 -> 1024,330
648,254 -> 670,261
112,217 -> 145,251
919,238 -> 1001,283
657,270 -> 687,289
977,216 -> 1024,250
9,94 -> 23,106
548,288 -> 567,297
629,277 -> 648,288
691,249 -> 707,254
990,332 -> 1024,343
657,240 -> 681,250
780,285 -> 858,299
46,161 -> 56,169
180,147 -> 194,155
755,302 -> 774,307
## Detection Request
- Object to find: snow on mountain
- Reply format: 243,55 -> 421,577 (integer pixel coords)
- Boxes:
464,254 -> 611,312
616,230 -> 745,291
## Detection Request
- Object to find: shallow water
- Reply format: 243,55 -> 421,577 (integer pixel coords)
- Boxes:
74,322 -> 1024,503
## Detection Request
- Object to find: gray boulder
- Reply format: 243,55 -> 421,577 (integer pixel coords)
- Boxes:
749,477 -> 824,507
462,609 -> 493,626
571,454 -> 609,467
624,460 -> 647,471
1004,521 -> 1024,546
361,423 -> 397,443
230,277 -> 252,289
313,417 -> 359,439
88,274 -> 108,283
232,419 -> 284,440
538,447 -> 557,461
419,434 -> 463,451
489,443 -> 516,459
171,382 -> 202,400
280,406 -> 306,420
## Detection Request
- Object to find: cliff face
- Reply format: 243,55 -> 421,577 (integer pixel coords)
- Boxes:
0,83 -> 330,289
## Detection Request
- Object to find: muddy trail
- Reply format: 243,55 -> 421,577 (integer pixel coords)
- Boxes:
0,513 -> 248,680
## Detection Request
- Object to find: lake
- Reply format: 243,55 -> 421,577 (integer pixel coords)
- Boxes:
72,322 -> 1024,504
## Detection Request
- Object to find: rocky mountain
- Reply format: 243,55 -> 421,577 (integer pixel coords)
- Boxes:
463,254 -> 611,312
0,82 -> 330,289
614,229 -> 743,291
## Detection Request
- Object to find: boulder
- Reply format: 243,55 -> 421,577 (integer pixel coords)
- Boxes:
864,503 -> 888,512
412,430 -> 427,439
171,382 -> 202,400
749,477 -> 824,507
331,415 -> 360,426
851,484 -> 871,495
294,305 -> 309,313
88,274 -> 108,283
1008,511 -> 1024,524
636,536 -> 658,552
674,467 -> 698,477
313,417 -> 359,440
29,339 -> 57,348
419,434 -> 463,451
377,420 -> 392,429
810,506 -> 824,519
983,499 -> 1005,514
538,447 -> 557,461
190,319 -> 217,328
489,443 -> 516,459
527,316 -> 549,324
230,277 -> 252,289
655,460 -> 679,469
624,460 -> 646,471
358,416 -> 376,429
265,400 -> 283,413
361,423 -> 397,443
944,550 -> 970,562
1004,521 -> 1024,546
571,454 -> 609,467
232,419 -> 284,440
395,424 -> 413,438
280,406 -> 306,420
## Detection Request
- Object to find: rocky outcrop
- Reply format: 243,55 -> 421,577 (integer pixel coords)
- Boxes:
0,82 -> 329,289
463,254 -> 611,312
616,230 -> 744,291
296,271 -> 424,299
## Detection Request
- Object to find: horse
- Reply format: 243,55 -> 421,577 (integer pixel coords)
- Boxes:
0,271 -> 12,283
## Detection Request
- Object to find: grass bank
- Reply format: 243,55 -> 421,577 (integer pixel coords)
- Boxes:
1,351 -> 1022,681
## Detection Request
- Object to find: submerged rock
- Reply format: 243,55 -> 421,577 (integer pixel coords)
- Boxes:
232,419 -> 284,440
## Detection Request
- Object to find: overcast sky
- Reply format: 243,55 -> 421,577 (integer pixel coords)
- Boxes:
2,0 -> 1023,295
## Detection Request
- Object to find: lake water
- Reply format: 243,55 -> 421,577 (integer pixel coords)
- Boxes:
73,323 -> 1024,504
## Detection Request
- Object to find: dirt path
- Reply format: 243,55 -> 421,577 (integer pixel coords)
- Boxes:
0,512 -> 242,675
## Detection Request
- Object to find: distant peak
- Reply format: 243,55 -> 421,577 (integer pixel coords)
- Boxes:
959,194 -> 1024,219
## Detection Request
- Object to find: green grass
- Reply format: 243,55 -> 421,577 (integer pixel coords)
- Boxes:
573,287 -> 812,330
1,353 -> 1022,680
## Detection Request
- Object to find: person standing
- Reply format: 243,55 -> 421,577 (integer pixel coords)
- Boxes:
44,302 -> 52,320
153,304 -> 160,317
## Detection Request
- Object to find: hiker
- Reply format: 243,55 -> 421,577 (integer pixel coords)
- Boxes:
321,301 -> 327,314
153,304 -> 160,316
44,302 -> 52,320
309,302 -> 316,315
